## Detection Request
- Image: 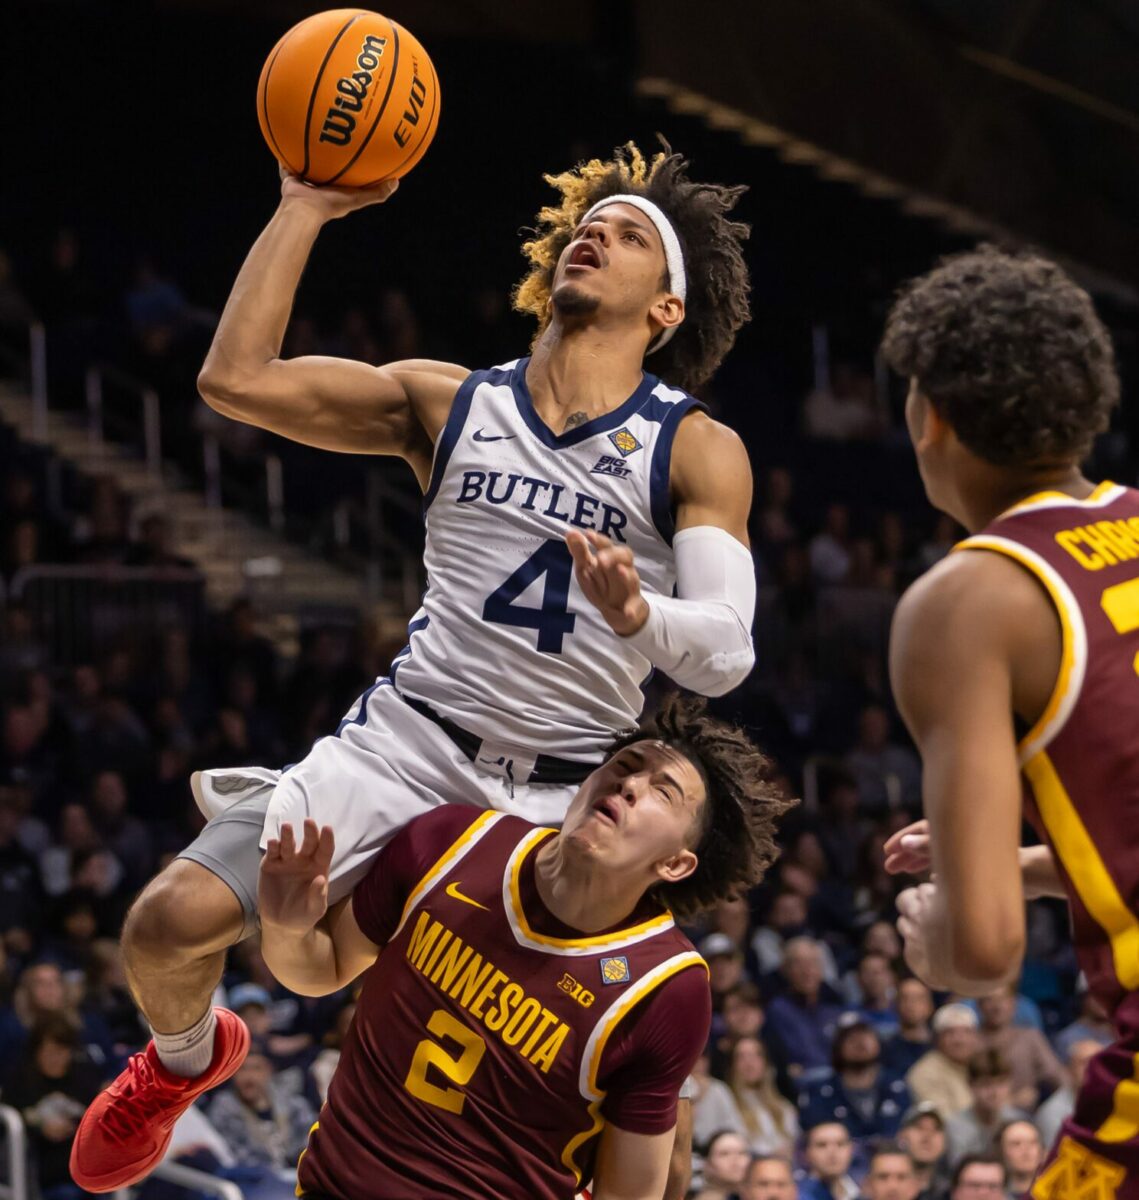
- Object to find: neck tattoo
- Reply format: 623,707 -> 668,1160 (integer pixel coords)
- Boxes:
564,411 -> 589,430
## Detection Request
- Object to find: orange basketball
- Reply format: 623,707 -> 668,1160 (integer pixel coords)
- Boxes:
256,9 -> 440,188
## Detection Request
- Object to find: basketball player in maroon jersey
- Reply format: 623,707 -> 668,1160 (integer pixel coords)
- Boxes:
256,698 -> 791,1200
875,246 -> 1139,1195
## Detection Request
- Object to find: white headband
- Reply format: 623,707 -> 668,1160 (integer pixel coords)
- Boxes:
580,193 -> 686,353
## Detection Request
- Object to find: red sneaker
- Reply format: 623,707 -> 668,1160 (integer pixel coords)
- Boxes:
71,1008 -> 250,1193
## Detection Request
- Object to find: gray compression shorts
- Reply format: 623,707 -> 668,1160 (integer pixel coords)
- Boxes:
177,791 -> 269,942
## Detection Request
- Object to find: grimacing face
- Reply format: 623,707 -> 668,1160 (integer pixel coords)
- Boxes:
549,203 -> 682,340
559,740 -> 706,886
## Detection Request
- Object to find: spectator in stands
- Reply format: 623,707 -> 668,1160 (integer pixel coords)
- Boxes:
995,1119 -> 1043,1198
40,888 -> 101,976
40,804 -> 103,897
213,598 -> 278,706
755,466 -> 800,553
944,1052 -> 1027,1166
1053,982 -> 1113,1058
72,478 -> 130,564
800,1121 -> 858,1200
753,889 -> 840,982
845,704 -> 921,811
975,985 -> 1064,1111
0,794 -> 43,954
741,1155 -> 798,1200
693,1130 -> 752,1200
799,1013 -> 910,1143
809,504 -> 853,584
883,978 -> 935,1076
124,513 -> 195,570
907,1004 -> 981,1120
851,952 -> 899,1037
861,1143 -> 921,1200
724,1035 -> 799,1156
88,769 -> 153,889
206,1042 -> 316,1178
765,937 -> 844,1078
692,1051 -> 748,1150
948,1157 -> 1007,1200
85,938 -> 147,1061
308,997 -> 356,1105
1,1015 -> 102,1200
803,363 -> 882,442
898,1102 -> 949,1200
915,514 -> 961,574
1035,1039 -> 1101,1150
700,932 -> 750,1010
711,981 -> 766,1075
0,959 -> 113,1070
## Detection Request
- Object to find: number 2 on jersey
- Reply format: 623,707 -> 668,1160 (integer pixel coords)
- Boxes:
483,540 -> 577,653
1101,578 -> 1139,677
404,1009 -> 486,1115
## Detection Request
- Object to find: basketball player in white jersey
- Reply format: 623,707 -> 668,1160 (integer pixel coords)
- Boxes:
73,143 -> 757,1191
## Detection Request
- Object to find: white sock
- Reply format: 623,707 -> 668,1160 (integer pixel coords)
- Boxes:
153,1008 -> 218,1079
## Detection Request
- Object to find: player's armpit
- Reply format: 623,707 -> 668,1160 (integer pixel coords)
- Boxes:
324,895 -> 382,985
199,356 -> 467,483
591,1124 -> 675,1200
670,412 -> 752,545
890,551 -> 1032,989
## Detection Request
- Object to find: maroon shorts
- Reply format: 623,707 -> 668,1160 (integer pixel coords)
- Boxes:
1034,1000 -> 1139,1199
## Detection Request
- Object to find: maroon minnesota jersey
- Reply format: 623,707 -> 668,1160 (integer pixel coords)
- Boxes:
295,805 -> 709,1200
958,481 -> 1139,1015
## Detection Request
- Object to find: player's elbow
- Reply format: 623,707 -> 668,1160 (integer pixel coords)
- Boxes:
691,643 -> 755,697
951,923 -> 1024,991
197,363 -> 245,415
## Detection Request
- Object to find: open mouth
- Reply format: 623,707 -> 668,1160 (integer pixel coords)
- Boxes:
567,241 -> 603,270
592,795 -> 621,826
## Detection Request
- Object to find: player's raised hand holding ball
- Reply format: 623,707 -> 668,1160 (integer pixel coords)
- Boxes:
257,8 -> 439,213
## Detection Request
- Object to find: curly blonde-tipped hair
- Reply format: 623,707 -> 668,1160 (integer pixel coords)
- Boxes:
515,140 -> 751,393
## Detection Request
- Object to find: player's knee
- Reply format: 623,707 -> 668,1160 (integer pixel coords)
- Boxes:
123,859 -> 245,969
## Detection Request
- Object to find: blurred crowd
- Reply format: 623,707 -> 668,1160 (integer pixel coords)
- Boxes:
0,230 -> 1124,1200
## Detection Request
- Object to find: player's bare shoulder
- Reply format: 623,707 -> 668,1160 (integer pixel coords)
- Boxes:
892,544 -> 1062,725
670,410 -> 753,535
389,359 -> 471,439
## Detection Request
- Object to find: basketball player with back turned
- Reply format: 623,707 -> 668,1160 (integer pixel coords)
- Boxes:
876,247 -> 1139,1197
73,142 -> 758,1190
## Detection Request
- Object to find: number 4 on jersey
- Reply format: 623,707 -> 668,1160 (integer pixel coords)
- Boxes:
483,540 -> 577,653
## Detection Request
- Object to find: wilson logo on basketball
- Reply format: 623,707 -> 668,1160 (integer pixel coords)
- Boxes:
393,61 -> 428,148
319,33 -> 388,147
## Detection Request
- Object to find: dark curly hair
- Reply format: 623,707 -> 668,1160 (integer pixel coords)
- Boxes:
613,695 -> 796,919
514,140 -> 751,393
880,245 -> 1119,467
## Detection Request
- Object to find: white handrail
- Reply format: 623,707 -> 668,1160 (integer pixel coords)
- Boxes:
0,1103 -> 28,1200
109,1159 -> 246,1200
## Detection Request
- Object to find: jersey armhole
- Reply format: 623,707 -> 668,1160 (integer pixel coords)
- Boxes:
648,399 -> 708,545
954,535 -> 1087,764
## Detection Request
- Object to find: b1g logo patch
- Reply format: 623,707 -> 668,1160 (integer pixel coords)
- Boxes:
608,428 -> 642,458
600,956 -> 631,985
557,972 -> 596,1008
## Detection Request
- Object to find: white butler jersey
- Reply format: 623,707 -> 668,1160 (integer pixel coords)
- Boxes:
391,356 -> 705,762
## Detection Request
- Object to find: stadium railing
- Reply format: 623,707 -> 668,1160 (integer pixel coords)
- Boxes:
111,1161 -> 246,1200
10,565 -> 207,665
0,1104 -> 28,1200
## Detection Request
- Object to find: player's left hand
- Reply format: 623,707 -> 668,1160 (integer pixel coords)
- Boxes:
259,819 -> 335,935
884,819 -> 932,876
566,530 -> 650,637
896,882 -> 952,991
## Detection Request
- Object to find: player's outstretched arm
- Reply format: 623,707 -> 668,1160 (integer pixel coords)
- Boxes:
567,413 -> 756,697
198,173 -> 467,477
889,551 -> 1031,994
591,1124 -> 675,1200
258,819 -> 380,996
